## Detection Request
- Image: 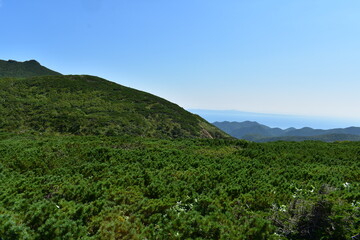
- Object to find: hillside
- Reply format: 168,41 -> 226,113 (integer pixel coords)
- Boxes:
214,121 -> 360,142
0,59 -> 61,78
0,75 -> 228,139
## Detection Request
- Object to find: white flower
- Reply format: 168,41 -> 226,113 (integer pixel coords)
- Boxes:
279,205 -> 287,212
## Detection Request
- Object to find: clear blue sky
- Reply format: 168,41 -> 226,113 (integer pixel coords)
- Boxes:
1,0 -> 360,125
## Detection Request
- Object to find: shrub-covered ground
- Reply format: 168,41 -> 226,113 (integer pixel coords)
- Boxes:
0,75 -> 227,139
0,134 -> 359,239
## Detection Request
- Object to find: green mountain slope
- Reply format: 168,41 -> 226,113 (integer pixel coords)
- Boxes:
0,75 -> 228,138
0,59 -> 61,78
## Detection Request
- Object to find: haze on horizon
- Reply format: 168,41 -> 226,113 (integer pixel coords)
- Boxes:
1,0 -> 360,125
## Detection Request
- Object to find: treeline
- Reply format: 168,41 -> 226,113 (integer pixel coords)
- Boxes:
0,134 -> 359,239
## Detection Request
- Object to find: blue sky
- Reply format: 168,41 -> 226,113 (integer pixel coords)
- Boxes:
1,0 -> 360,126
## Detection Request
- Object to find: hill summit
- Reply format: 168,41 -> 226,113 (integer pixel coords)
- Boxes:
0,59 -> 61,78
0,60 -> 228,139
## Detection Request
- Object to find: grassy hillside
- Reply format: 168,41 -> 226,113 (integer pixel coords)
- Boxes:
0,60 -> 61,78
0,75 -> 228,139
0,134 -> 358,239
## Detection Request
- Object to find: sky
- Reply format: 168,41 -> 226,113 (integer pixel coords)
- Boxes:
1,0 -> 360,127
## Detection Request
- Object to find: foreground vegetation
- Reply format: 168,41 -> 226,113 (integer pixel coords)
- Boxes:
0,133 -> 358,239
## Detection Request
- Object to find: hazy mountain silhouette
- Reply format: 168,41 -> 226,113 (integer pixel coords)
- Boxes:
213,121 -> 360,142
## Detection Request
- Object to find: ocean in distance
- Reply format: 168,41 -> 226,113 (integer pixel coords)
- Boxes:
189,109 -> 360,130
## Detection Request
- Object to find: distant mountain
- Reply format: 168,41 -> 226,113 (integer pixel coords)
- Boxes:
213,121 -> 360,142
189,109 -> 359,129
213,121 -> 285,139
0,59 -> 61,78
0,72 -> 228,139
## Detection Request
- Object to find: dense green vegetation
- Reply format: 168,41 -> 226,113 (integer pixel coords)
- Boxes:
0,75 -> 227,139
248,133 -> 360,142
0,134 -> 358,239
0,60 -> 61,78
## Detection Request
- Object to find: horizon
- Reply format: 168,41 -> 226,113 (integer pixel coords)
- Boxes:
188,109 -> 360,129
2,1 -> 360,125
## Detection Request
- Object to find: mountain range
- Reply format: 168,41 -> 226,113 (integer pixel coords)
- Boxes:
0,60 -> 228,139
213,121 -> 360,142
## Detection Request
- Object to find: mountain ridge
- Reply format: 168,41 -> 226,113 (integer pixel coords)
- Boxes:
0,59 -> 229,139
0,59 -> 62,78
0,75 -> 228,139
213,121 -> 360,142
